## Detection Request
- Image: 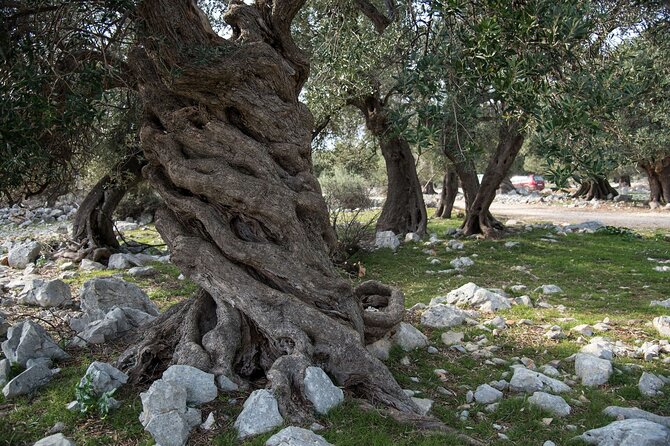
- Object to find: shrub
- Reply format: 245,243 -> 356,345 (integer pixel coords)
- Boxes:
319,167 -> 372,211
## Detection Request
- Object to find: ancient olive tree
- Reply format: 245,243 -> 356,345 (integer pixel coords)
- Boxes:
116,0 -> 423,424
301,0 -> 427,236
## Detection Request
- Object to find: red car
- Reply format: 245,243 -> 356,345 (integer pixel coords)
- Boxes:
510,174 -> 545,191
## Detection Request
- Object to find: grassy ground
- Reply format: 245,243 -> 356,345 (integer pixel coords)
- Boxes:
1,216 -> 670,445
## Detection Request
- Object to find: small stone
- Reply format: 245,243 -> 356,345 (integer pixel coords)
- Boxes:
162,365 -> 217,405
303,367 -> 344,415
466,390 -> 474,403
80,361 -> 128,396
474,384 -> 503,404
393,322 -> 429,351
411,397 -> 433,416
577,419 -> 670,446
543,441 -> 556,446
201,412 -> 216,430
266,426 -> 333,446
367,337 -> 393,360
545,326 -> 565,340
427,346 -> 438,354
509,367 -> 571,394
639,372 -> 666,397
572,324 -> 594,337
528,391 -> 571,417
450,257 -> 474,269
216,374 -> 239,392
79,259 -> 106,271
535,285 -> 563,294
441,331 -> 465,345
575,353 -> 612,387
127,266 -> 157,277
421,304 -> 469,328
234,389 -> 284,439
485,403 -> 499,413
405,233 -> 421,243
46,422 -> 66,435
33,433 -> 75,446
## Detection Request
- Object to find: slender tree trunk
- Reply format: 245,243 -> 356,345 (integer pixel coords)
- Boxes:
572,176 -> 619,200
117,0 -> 417,422
422,180 -> 436,194
72,153 -> 145,258
443,123 -> 523,236
352,94 -> 427,236
435,166 -> 458,218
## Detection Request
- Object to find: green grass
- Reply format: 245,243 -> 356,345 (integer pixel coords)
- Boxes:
2,217 -> 670,445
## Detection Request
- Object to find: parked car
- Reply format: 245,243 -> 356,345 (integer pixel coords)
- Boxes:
510,174 -> 545,191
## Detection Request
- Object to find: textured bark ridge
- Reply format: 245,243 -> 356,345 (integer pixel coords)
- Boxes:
572,176 -> 619,201
353,94 -> 427,236
639,157 -> 670,205
72,153 -> 145,257
117,0 -> 417,421
435,166 -> 458,219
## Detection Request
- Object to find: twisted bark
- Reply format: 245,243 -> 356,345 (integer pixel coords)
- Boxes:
639,157 -> 670,205
117,0 -> 417,421
72,153 -> 145,257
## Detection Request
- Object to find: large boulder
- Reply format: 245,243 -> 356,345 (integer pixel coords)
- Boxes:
575,353 -> 612,387
303,366 -> 344,415
79,278 -> 159,320
8,241 -> 41,269
576,419 -> 670,446
2,363 -> 54,398
509,367 -> 571,394
234,389 -> 284,439
375,231 -> 400,251
265,426 -> 332,446
162,365 -> 217,405
19,278 -> 72,308
433,282 -> 511,312
1,320 -> 68,367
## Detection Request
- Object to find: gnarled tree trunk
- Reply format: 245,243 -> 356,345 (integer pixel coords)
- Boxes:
572,176 -> 618,201
352,94 -> 427,236
117,0 -> 417,422
72,153 -> 145,258
435,166 -> 458,219
639,157 -> 670,205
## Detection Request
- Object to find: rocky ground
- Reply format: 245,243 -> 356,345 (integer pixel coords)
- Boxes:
1,196 -> 670,445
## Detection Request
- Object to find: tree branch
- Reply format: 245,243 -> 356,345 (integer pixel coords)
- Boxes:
353,0 -> 392,34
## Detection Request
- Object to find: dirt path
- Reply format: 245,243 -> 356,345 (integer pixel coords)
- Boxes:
453,200 -> 670,229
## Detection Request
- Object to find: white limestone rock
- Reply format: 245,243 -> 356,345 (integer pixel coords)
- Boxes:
393,322 -> 429,351
509,367 -> 571,394
234,389 -> 284,439
265,426 -> 332,446
576,419 -> 670,446
528,391 -> 571,417
163,365 -> 217,405
303,366 -> 343,415
1,320 -> 68,367
575,353 -> 612,387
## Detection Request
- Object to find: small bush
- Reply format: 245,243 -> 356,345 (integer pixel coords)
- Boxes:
319,167 -> 372,211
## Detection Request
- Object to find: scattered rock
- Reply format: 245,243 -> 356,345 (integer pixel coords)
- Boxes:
70,306 -> 156,347
514,295 -> 533,307
215,374 -> 239,392
653,316 -> 670,338
2,363 -> 53,398
545,326 -> 565,340
528,392 -> 571,417
78,277 -> 159,320
575,353 -> 612,387
504,241 -> 520,248
1,320 -> 68,367
411,397 -> 433,415
576,419 -> 670,446
303,366 -> 343,415
79,259 -> 106,271
450,257 -> 474,269
434,282 -> 511,312
421,304 -> 470,328
33,433 -> 75,446
405,233 -> 421,243
80,361 -> 128,396
446,240 -> 464,250
107,253 -> 142,269
265,426 -> 333,446
375,231 -> 400,251
534,285 -> 563,294
201,412 -> 216,430
572,324 -> 594,337
393,322 -> 429,350
0,359 -> 10,387
234,389 -> 284,439
8,241 -> 41,269
474,384 -> 503,404
603,406 -> 670,428
651,299 -> 670,308
638,372 -> 666,397
441,331 -> 464,345
367,337 -> 393,360
0,313 -> 9,338
509,367 -> 571,394
163,365 -> 217,405
19,278 -> 72,308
